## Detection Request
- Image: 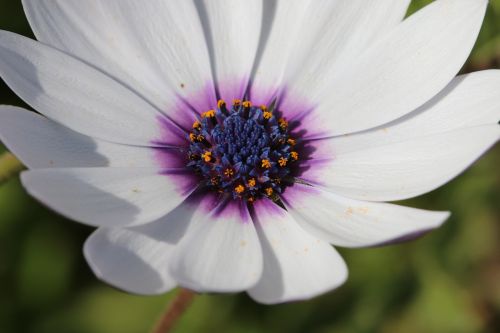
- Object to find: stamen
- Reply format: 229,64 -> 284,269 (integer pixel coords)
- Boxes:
278,157 -> 288,167
278,118 -> 288,129
192,121 -> 201,130
235,184 -> 245,194
265,187 -> 273,196
261,159 -> 271,169
232,99 -> 242,107
202,110 -> 215,118
263,111 -> 272,120
287,138 -> 296,146
201,151 -> 212,162
248,178 -> 256,187
224,168 -> 234,177
291,151 -> 299,160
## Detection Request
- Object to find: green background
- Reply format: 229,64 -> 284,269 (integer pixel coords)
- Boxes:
1,1 -> 499,332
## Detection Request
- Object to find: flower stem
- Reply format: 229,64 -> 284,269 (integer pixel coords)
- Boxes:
0,152 -> 24,186
152,288 -> 196,333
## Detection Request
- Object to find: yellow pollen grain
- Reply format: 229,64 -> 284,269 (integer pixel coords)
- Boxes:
263,111 -> 272,120
192,121 -> 201,129
242,101 -> 252,108
278,118 -> 288,129
291,151 -> 299,160
224,168 -> 234,177
235,184 -> 245,194
233,99 -> 242,106
189,133 -> 196,142
265,187 -> 274,196
261,159 -> 271,169
217,99 -> 226,108
196,134 -> 205,142
278,157 -> 288,167
287,138 -> 296,146
260,105 -> 268,112
201,151 -> 212,162
202,110 -> 215,118
248,178 -> 256,187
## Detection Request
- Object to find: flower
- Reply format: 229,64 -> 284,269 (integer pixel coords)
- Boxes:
0,0 -> 498,304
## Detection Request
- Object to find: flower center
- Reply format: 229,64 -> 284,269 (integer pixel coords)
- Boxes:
187,99 -> 300,202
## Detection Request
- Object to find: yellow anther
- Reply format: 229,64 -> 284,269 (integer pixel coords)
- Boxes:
260,105 -> 268,112
202,110 -> 215,118
291,151 -> 299,160
224,168 -> 234,177
211,177 -> 219,185
242,101 -> 252,108
235,184 -> 245,194
201,151 -> 212,162
278,157 -> 288,167
247,178 -> 256,187
233,99 -> 242,107
189,133 -> 196,142
287,138 -> 296,146
265,187 -> 274,196
263,111 -> 272,120
192,121 -> 201,129
278,118 -> 288,129
261,159 -> 271,169
196,134 -> 205,142
217,99 -> 226,109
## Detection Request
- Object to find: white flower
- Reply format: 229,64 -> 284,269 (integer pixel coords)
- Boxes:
0,0 -> 498,304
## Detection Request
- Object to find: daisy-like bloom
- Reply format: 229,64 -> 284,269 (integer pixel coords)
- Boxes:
0,0 -> 499,304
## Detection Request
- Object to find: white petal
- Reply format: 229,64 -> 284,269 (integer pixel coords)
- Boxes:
170,200 -> 263,292
22,0 -> 216,113
0,31 -> 183,146
282,184 -> 450,248
83,201 -> 197,295
247,199 -> 347,304
248,0 -> 311,104
21,167 -> 197,227
306,125 -> 499,201
282,0 -> 410,102
84,228 -> 175,295
319,71 -> 500,155
295,0 -> 487,138
0,106 -> 184,169
200,0 -> 262,102
303,72 -> 500,201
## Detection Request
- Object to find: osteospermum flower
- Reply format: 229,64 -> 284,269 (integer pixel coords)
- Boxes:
0,0 -> 499,304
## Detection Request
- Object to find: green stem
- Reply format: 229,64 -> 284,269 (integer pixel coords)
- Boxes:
0,152 -> 24,185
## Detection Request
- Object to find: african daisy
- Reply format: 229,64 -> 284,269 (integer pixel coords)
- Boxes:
0,0 -> 498,304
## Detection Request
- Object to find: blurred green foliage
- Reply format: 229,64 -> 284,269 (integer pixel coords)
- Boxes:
0,1 -> 499,332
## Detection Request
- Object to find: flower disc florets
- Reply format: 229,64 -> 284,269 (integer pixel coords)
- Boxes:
187,99 -> 300,202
